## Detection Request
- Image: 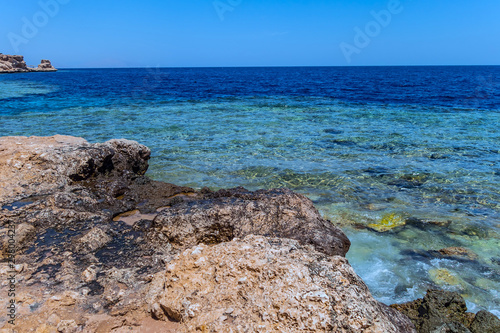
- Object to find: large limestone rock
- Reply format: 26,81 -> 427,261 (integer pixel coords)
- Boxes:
148,235 -> 415,332
153,187 -> 350,256
0,135 -> 413,332
0,135 -> 149,203
0,136 -> 190,331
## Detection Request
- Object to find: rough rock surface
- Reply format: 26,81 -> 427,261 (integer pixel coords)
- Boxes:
149,235 -> 415,332
1,135 -> 376,332
153,187 -> 350,256
37,59 -> 57,71
0,54 -> 57,73
391,289 -> 500,333
0,54 -> 27,72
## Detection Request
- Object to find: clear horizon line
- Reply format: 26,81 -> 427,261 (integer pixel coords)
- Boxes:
58,64 -> 500,70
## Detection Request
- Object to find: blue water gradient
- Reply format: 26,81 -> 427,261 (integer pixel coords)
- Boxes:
1,66 -> 499,314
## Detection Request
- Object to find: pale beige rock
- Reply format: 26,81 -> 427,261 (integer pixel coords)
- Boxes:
75,226 -> 112,253
0,135 -> 150,204
0,54 -> 57,73
57,319 -> 78,333
149,235 -> 416,333
37,59 -> 57,72
0,135 -> 419,332
35,324 -> 58,333
81,265 -> 99,283
0,223 -> 35,257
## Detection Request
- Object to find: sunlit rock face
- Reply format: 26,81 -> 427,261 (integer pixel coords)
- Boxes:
0,135 -> 416,332
148,235 -> 416,332
0,54 -> 57,73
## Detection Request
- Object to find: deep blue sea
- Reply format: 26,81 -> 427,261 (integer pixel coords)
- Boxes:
1,66 -> 499,314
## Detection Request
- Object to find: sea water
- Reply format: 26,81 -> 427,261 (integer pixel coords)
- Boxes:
1,66 -> 499,314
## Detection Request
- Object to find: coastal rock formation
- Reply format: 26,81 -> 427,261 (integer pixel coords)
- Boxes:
391,289 -> 500,333
148,235 -> 415,332
0,135 -> 413,331
0,53 -> 57,73
37,59 -> 57,71
2,135 -> 498,332
0,54 -> 27,72
153,187 -> 350,256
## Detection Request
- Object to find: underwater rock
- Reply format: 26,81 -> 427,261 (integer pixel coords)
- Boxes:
401,247 -> 479,265
462,226 -> 489,239
428,268 -> 467,291
148,235 -> 416,333
367,212 -> 406,232
391,289 -> 500,333
387,173 -> 430,189
323,128 -> 343,134
436,247 -> 479,261
405,217 -> 452,229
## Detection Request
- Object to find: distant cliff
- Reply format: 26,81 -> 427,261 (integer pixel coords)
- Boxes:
0,53 -> 57,73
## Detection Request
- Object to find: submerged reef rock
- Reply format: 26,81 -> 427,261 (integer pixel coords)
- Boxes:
367,212 -> 406,232
0,135 -> 414,331
148,235 -> 415,332
0,53 -> 57,73
428,268 -> 467,292
391,289 -> 500,333
435,247 -> 479,261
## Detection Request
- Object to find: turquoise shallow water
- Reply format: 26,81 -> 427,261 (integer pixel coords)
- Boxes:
1,67 -> 499,314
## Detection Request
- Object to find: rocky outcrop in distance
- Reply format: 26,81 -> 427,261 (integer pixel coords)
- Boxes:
0,53 -> 57,73
0,135 -> 496,332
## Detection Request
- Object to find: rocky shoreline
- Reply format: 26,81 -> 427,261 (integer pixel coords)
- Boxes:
0,54 -> 57,73
0,136 -> 498,332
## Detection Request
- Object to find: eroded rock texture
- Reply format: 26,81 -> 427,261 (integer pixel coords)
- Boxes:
154,187 -> 350,256
0,54 -> 57,73
149,235 -> 415,332
0,135 -> 413,332
37,59 -> 57,71
391,289 -> 500,333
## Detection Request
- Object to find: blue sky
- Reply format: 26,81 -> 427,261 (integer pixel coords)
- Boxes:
1,0 -> 499,68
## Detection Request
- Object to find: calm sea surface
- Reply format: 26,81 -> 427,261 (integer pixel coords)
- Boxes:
1,66 -> 499,314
